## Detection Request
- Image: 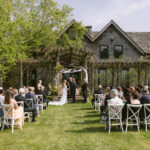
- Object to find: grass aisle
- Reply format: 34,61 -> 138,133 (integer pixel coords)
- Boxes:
0,103 -> 150,150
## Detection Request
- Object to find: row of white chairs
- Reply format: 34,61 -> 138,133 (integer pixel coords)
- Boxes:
0,94 -> 46,133
93,94 -> 150,133
105,104 -> 150,134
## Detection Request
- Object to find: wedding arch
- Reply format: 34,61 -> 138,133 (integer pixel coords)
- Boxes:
55,67 -> 88,86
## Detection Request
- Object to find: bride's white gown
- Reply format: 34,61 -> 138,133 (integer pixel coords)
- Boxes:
49,85 -> 68,106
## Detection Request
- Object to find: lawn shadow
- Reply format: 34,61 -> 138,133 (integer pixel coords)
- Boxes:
72,108 -> 93,111
66,126 -> 127,134
71,119 -> 100,124
75,114 -> 100,119
65,126 -> 106,133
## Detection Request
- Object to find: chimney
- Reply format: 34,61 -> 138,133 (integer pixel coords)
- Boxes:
86,26 -> 92,32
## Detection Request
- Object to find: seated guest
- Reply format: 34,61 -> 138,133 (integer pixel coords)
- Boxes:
15,88 -> 37,122
117,87 -> 124,100
0,87 -> 4,118
36,86 -> 49,107
130,91 -> 140,105
13,88 -> 18,99
107,89 -> 123,105
26,87 -> 42,115
140,89 -> 150,121
104,87 -> 110,97
91,85 -> 104,107
3,90 -> 24,128
130,86 -> 136,94
0,87 -> 4,104
100,87 -> 111,112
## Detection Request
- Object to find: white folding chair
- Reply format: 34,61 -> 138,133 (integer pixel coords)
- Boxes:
126,104 -> 142,133
1,104 -> 23,133
94,94 -> 104,113
143,104 -> 150,132
16,101 -> 25,124
26,98 -> 33,108
106,104 -> 124,134
24,99 -> 34,122
35,95 -> 43,112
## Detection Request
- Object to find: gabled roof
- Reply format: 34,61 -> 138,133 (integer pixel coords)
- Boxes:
90,20 -> 144,54
126,32 -> 150,54
59,19 -> 94,41
60,19 -> 145,54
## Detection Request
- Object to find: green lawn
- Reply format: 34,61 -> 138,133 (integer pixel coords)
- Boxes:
0,103 -> 150,150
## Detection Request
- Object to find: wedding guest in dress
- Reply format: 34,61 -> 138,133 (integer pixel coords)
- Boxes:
0,87 -> 4,104
0,87 -> 4,118
15,88 -> 37,122
36,86 -> 49,107
100,87 -> 111,112
4,90 -> 24,128
82,79 -> 88,103
13,88 -> 18,99
130,91 -> 140,105
37,80 -> 42,92
117,87 -> 124,100
71,78 -> 76,103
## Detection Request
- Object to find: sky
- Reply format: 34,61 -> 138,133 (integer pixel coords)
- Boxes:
57,0 -> 150,32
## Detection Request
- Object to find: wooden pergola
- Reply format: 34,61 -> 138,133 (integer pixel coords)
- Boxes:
89,59 -> 150,88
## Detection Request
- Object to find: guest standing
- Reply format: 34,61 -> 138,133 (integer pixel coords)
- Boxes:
71,78 -> 76,103
82,79 -> 88,103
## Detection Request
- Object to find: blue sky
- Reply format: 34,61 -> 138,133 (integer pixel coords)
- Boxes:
57,0 -> 150,32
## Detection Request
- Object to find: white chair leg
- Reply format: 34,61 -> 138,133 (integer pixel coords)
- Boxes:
11,120 -> 14,133
1,121 -> 4,132
126,120 -> 128,133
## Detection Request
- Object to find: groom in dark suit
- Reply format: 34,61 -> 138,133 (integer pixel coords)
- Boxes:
71,78 -> 76,103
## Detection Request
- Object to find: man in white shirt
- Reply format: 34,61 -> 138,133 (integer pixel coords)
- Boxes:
108,89 -> 123,105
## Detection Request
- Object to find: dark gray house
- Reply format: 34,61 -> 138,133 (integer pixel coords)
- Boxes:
4,20 -> 150,90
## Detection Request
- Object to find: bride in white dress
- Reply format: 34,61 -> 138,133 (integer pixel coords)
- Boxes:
49,80 -> 68,106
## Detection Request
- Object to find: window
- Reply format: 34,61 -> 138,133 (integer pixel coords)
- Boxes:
100,45 -> 109,59
121,69 -> 129,87
114,45 -> 123,58
98,69 -> 106,86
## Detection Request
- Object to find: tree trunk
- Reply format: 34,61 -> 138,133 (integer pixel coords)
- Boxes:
20,62 -> 23,87
0,71 -> 3,87
56,49 -> 60,65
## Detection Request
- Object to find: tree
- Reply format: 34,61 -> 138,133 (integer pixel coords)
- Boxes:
0,0 -> 75,85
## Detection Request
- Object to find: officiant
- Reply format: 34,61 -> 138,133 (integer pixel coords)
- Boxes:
82,79 -> 88,103
71,78 -> 76,103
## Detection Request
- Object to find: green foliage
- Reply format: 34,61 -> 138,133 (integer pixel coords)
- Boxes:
50,85 -> 59,96
0,0 -> 74,77
54,64 -> 64,73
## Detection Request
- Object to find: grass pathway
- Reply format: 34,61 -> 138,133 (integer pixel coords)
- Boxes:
0,103 -> 150,150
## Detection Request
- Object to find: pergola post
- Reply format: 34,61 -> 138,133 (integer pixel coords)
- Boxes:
145,67 -> 148,86
20,62 -> 23,87
91,64 -> 94,93
117,63 -> 121,86
112,65 -> 115,87
138,67 -> 142,85
26,65 -> 30,86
